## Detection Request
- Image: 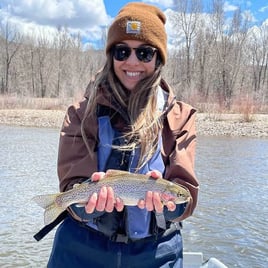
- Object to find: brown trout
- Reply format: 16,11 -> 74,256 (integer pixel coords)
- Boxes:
33,170 -> 191,225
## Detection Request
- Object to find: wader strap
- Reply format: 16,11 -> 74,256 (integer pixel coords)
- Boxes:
33,211 -> 68,241
155,212 -> 167,230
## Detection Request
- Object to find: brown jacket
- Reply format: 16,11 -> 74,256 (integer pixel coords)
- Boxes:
57,79 -> 199,222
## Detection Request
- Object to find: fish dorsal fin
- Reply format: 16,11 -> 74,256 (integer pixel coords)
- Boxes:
105,169 -> 131,177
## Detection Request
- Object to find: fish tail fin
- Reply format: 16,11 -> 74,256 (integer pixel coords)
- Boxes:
32,193 -> 66,225
32,193 -> 59,209
44,203 -> 66,225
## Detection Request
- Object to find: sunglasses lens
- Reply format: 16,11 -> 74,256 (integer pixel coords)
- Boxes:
136,47 -> 156,62
113,45 -> 157,62
113,46 -> 131,61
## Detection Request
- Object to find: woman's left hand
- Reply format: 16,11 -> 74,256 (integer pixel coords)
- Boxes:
137,170 -> 176,212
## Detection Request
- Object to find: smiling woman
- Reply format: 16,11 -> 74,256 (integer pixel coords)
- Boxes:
112,40 -> 158,91
32,2 -> 200,268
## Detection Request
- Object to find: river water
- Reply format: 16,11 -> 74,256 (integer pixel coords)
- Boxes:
0,125 -> 267,267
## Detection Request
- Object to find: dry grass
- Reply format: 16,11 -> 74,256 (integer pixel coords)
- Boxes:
1,96 -> 267,137
193,94 -> 268,123
0,96 -> 71,110
1,95 -> 267,120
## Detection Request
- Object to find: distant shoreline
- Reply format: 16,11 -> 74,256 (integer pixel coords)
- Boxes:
0,109 -> 267,138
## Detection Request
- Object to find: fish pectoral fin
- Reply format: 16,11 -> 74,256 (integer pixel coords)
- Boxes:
74,202 -> 87,208
73,183 -> 81,188
44,204 -> 65,226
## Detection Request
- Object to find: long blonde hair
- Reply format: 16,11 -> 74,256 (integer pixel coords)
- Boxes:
82,52 -> 164,170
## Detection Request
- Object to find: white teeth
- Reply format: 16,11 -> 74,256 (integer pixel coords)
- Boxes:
126,71 -> 140,77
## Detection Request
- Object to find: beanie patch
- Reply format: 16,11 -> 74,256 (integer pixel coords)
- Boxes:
126,21 -> 141,34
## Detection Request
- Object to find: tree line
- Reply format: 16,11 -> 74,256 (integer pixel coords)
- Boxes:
0,0 -> 267,111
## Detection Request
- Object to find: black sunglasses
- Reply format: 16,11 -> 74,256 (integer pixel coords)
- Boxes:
113,45 -> 158,63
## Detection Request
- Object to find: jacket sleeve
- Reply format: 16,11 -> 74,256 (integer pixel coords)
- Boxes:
57,99 -> 98,192
57,99 -> 101,222
162,100 -> 199,222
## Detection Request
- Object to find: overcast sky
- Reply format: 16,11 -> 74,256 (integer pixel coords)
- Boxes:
1,0 -> 268,48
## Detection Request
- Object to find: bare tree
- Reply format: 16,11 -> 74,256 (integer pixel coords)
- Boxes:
249,24 -> 268,92
0,20 -> 22,94
193,20 -> 215,99
35,31 -> 55,97
0,0 -> 267,111
209,0 -> 248,108
171,0 -> 202,89
53,26 -> 70,97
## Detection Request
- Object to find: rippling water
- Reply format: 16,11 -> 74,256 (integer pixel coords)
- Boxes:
0,125 -> 267,267
0,126 -> 58,267
184,135 -> 268,267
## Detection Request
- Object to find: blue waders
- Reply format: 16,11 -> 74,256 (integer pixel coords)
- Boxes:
47,105 -> 184,268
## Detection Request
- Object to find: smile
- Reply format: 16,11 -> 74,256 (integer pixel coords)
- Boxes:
126,71 -> 141,77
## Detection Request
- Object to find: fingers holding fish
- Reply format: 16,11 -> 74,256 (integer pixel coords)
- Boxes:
91,171 -> 106,181
166,201 -> 176,212
140,191 -> 164,213
95,186 -> 109,211
142,170 -> 163,212
85,186 -> 124,214
153,192 -> 165,213
114,197 -> 124,212
137,191 -> 176,213
145,191 -> 155,211
98,186 -> 124,212
88,172 -> 114,212
85,186 -> 109,212
145,191 -> 165,213
85,192 -> 98,214
146,170 -> 162,179
137,198 -> 145,209
102,186 -> 115,212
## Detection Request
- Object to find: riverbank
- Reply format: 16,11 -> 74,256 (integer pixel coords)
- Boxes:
0,109 -> 267,138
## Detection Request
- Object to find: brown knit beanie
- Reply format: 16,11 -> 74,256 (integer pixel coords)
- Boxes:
106,2 -> 167,65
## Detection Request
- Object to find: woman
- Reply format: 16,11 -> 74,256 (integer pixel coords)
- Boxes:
48,2 -> 199,267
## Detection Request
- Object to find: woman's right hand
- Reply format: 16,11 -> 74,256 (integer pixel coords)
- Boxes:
85,172 -> 124,214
